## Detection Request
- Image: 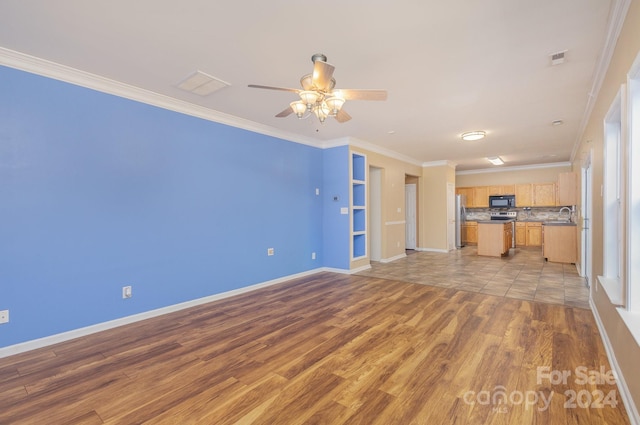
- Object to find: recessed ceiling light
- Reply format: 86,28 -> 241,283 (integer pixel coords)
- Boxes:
487,156 -> 504,165
461,131 -> 486,141
552,119 -> 564,126
387,130 -> 396,134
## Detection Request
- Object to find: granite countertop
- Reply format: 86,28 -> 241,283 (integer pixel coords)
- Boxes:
542,221 -> 577,226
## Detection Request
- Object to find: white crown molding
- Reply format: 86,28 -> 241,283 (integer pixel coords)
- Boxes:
571,0 -> 632,163
422,160 -> 457,168
0,47 -> 322,149
456,161 -> 572,175
324,137 -> 423,166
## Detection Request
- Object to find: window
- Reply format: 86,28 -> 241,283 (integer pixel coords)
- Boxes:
600,87 -> 625,306
626,53 -> 640,312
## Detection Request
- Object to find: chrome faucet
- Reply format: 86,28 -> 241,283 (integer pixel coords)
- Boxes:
559,206 -> 572,222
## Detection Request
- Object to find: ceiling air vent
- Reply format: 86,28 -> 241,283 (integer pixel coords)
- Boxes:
177,70 -> 230,96
550,50 -> 567,66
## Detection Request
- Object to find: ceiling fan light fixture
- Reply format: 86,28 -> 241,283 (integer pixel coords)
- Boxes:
461,131 -> 486,141
487,156 -> 504,165
299,90 -> 319,108
325,96 -> 345,115
313,104 -> 330,123
290,101 -> 307,118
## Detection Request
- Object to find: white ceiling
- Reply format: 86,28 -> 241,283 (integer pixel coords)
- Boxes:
0,0 -> 620,170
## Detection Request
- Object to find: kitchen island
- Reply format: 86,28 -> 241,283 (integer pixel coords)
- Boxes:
477,220 -> 514,257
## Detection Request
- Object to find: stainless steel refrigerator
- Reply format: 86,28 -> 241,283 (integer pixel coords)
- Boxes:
455,194 -> 467,249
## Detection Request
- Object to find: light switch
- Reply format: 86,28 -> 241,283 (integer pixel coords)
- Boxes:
340,207 -> 348,215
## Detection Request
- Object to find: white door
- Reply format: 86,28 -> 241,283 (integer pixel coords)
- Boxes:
369,167 -> 382,261
581,151 -> 593,286
447,183 -> 455,251
405,183 -> 417,249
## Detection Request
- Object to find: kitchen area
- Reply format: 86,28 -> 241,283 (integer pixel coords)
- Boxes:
455,172 -> 578,264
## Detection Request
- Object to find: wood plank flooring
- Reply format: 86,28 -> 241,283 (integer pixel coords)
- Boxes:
0,272 -> 630,424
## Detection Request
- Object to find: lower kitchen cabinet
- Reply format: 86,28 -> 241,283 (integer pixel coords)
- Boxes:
543,225 -> 577,263
477,222 -> 512,257
462,221 -> 477,245
526,222 -> 542,246
515,222 -> 526,246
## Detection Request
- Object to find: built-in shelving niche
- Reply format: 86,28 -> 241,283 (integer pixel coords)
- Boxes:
351,152 -> 367,259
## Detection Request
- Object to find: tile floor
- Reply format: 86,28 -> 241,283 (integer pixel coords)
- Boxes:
356,246 -> 591,309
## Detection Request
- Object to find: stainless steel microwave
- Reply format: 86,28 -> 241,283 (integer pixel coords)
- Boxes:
489,195 -> 515,209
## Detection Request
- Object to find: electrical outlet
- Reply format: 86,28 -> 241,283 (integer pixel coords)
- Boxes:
0,310 -> 9,324
122,286 -> 132,299
267,248 -> 274,256
312,252 -> 316,260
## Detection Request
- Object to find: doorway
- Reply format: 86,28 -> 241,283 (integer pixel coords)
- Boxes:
581,150 -> 593,287
405,183 -> 417,250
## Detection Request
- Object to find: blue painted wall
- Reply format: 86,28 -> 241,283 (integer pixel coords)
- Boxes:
0,65 -> 347,347
322,146 -> 350,270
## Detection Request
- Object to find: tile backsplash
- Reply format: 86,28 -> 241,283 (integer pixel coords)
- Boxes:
465,207 -> 575,222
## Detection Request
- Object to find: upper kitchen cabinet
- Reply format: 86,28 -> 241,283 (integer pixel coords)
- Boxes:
532,182 -> 556,207
488,185 -> 515,196
473,186 -> 489,208
455,187 -> 474,206
515,184 -> 533,207
557,172 -> 577,206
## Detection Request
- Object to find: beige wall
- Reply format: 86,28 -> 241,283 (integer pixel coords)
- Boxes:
350,146 -> 422,263
572,0 -> 640,415
455,164 -> 571,187
419,163 -> 455,251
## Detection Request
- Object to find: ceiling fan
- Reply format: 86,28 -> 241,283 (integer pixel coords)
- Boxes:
248,53 -> 387,124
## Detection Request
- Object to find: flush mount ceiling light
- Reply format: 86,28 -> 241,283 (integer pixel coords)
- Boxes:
487,156 -> 504,165
461,131 -> 486,141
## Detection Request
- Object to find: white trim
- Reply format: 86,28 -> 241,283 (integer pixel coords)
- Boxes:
327,137 -> 423,166
456,162 -> 572,175
0,267 -> 327,359
598,275 -> 625,306
0,47 -> 322,149
385,220 -> 406,226
590,298 -> 640,425
347,264 -> 372,274
380,253 -> 407,263
617,308 -> 640,347
571,0 -> 633,163
422,160 -> 457,169
416,247 -> 449,253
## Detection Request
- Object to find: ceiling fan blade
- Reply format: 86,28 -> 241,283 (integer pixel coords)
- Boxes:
335,109 -> 352,123
312,60 -> 335,91
275,106 -> 294,118
333,89 -> 387,101
248,84 -> 299,93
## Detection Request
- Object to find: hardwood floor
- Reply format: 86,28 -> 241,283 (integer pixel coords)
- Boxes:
0,272 -> 630,424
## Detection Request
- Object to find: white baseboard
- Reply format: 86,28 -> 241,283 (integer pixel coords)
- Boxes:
0,268 -> 328,359
415,247 -> 449,253
380,253 -> 407,263
590,298 -> 640,425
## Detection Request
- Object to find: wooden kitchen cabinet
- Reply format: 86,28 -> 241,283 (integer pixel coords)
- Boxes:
473,186 -> 489,207
515,184 -> 533,207
515,222 -> 526,246
456,187 -> 474,207
526,222 -> 542,246
488,185 -> 515,196
557,172 -> 577,206
543,225 -> 577,263
462,221 -> 478,245
532,182 -> 557,206
478,222 -> 512,257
